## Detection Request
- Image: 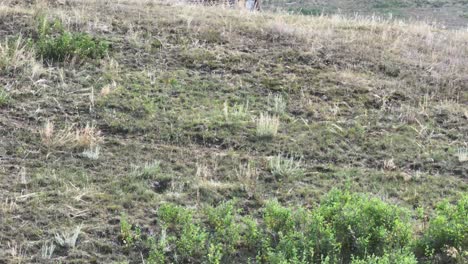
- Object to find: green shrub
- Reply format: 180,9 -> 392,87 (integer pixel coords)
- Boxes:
35,16 -> 108,62
206,201 -> 242,254
208,242 -> 223,264
264,200 -> 295,235
157,204 -> 207,260
318,189 -> 413,262
147,235 -> 166,264
176,221 -> 207,259
242,216 -> 260,249
158,203 -> 192,229
120,190 -> 462,263
417,195 -> 467,259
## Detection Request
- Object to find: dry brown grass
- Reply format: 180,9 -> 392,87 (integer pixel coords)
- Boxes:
40,120 -> 103,149
0,37 -> 43,78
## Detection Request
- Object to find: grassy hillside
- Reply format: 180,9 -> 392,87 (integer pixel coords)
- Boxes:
0,0 -> 467,263
264,0 -> 468,28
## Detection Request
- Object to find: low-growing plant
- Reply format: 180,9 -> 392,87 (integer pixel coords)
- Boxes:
158,203 -> 193,229
268,94 -> 287,115
54,224 -> 82,248
208,242 -> 223,264
242,216 -> 260,249
147,230 -> 167,264
351,251 -> 418,264
81,145 -> 100,160
223,101 -> 250,124
0,37 -> 39,75
121,190 -> 463,263
0,87 -> 10,106
36,32 -> 109,62
120,214 -> 140,246
130,160 -> 161,180
256,113 -> 280,138
35,15 -> 108,62
269,154 -> 304,180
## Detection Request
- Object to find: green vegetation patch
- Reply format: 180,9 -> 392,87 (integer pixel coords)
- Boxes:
120,190 -> 467,263
35,15 -> 109,62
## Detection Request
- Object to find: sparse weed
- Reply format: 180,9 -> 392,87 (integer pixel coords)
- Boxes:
268,154 -> 304,180
256,113 -> 280,138
54,224 -> 82,248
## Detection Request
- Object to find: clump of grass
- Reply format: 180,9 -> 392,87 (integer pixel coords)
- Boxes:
236,162 -> 258,198
223,101 -> 249,124
0,37 -> 40,76
268,94 -> 287,115
0,87 -> 10,106
54,224 -> 82,248
81,145 -> 100,160
40,120 -> 75,148
268,154 -> 304,179
130,160 -> 161,180
256,113 -> 280,138
457,148 -> 467,162
40,242 -> 55,259
75,123 -> 102,149
40,121 -> 102,150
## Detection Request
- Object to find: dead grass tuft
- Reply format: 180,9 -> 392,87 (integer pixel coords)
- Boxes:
40,120 -> 102,149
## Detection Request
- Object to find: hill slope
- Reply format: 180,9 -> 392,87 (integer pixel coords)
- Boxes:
0,0 -> 467,263
264,0 -> 468,28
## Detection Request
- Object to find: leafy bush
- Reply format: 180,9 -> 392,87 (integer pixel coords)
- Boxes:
206,201 -> 242,254
35,16 -> 108,62
417,195 -> 467,260
120,190 -> 467,263
157,204 -> 207,261
318,189 -> 413,262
